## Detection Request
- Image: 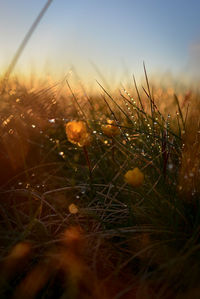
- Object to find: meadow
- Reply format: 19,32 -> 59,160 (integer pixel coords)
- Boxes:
0,71 -> 200,298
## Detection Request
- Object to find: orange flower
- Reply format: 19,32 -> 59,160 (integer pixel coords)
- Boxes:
68,203 -> 79,214
124,167 -> 144,187
65,121 -> 91,147
101,119 -> 120,137
7,242 -> 31,261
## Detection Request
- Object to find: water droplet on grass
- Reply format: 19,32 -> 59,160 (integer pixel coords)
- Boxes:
168,164 -> 173,170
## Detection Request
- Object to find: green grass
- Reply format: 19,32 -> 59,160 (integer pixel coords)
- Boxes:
0,73 -> 199,298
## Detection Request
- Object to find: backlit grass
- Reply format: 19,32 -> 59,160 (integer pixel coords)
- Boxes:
0,73 -> 199,298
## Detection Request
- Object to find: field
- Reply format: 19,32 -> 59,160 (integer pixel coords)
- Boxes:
0,72 -> 200,298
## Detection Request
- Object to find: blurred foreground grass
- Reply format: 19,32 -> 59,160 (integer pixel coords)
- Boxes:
0,74 -> 199,298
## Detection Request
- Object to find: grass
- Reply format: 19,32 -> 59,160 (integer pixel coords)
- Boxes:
0,72 -> 199,298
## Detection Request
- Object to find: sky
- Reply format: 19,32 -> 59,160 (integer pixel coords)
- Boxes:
0,0 -> 200,85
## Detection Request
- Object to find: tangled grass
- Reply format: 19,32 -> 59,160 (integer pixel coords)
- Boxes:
0,73 -> 199,298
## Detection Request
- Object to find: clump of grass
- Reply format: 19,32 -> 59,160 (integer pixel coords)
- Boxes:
0,71 -> 200,298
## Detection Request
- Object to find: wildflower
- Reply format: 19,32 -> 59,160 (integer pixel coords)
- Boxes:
8,242 -> 31,259
68,203 -> 79,214
63,226 -> 82,244
101,119 -> 120,137
61,226 -> 84,278
2,242 -> 32,280
124,167 -> 144,187
65,121 -> 91,147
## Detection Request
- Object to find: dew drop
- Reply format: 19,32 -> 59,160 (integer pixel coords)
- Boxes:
9,129 -> 14,134
49,118 -> 55,123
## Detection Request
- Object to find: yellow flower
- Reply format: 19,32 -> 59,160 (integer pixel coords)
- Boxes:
10,242 -> 31,258
62,226 -> 83,247
124,167 -> 144,187
65,121 -> 91,147
68,203 -> 79,214
101,119 -> 120,137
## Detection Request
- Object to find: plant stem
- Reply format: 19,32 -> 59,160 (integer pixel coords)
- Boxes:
83,146 -> 92,183
111,138 -> 115,162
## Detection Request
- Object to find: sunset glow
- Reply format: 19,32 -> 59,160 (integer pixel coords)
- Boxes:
1,0 -> 200,85
1,2 -> 200,298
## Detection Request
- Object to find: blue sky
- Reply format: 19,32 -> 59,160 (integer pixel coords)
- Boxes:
0,0 -> 200,84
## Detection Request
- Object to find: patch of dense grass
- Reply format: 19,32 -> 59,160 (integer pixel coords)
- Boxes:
0,75 -> 199,298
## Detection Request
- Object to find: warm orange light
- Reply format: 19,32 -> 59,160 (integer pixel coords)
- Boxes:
124,167 -> 144,187
101,119 -> 120,137
68,203 -> 79,214
65,121 -> 91,147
